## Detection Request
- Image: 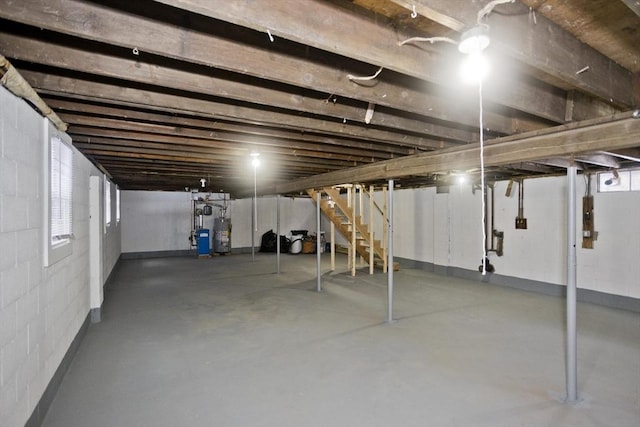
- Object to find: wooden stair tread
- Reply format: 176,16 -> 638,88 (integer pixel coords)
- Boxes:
308,187 -> 397,270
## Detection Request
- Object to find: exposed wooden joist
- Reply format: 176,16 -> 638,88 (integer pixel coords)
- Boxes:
71,132 -> 385,166
272,113 -> 640,194
71,134 -> 381,165
76,143 -> 345,172
151,0 -> 571,124
45,99 -> 416,156
390,0 -> 634,107
78,147 -> 340,173
0,31 -> 478,143
21,70 -> 447,150
0,0 -> 540,136
60,114 -> 411,161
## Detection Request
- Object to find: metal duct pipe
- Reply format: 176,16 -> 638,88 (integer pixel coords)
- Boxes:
0,55 -> 67,132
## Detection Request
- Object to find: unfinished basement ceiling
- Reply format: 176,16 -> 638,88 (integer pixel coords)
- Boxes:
0,0 -> 639,195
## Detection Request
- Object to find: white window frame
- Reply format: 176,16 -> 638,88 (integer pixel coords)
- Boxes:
116,186 -> 121,224
43,119 -> 73,266
104,177 -> 111,231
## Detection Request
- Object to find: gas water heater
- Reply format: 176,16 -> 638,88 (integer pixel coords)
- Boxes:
213,217 -> 231,254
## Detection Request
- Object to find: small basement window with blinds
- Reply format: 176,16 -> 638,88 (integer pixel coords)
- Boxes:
105,178 -> 111,229
44,119 -> 73,266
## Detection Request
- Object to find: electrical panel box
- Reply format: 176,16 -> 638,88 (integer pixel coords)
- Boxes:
515,217 -> 528,229
582,196 -> 595,249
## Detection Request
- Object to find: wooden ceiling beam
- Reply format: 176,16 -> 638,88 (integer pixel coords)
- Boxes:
22,70 -> 451,150
271,112 -> 640,194
46,99 -> 416,156
151,0 -> 569,124
71,134 -> 386,164
61,114 -> 419,160
392,0 -> 633,107
0,0 -> 531,136
78,147 -> 342,173
0,32 -> 477,143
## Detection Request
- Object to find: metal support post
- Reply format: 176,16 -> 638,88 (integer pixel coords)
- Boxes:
316,191 -> 322,292
387,179 -> 394,323
566,165 -> 578,402
251,195 -> 255,262
276,194 -> 280,274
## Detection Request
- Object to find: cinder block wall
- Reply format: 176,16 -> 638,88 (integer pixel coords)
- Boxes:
0,86 -> 121,427
389,178 -> 640,300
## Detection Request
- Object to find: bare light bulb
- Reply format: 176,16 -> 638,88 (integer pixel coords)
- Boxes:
460,52 -> 490,85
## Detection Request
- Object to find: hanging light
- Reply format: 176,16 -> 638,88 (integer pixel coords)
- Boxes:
250,151 -> 260,167
458,26 -> 491,85
458,26 -> 490,54
200,178 -> 206,188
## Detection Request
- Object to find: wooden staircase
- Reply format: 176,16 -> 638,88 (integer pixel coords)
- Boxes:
308,186 -> 398,275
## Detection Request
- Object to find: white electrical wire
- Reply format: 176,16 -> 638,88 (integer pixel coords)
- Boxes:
477,0 -> 515,25
479,78 -> 487,275
398,36 -> 458,47
347,66 -> 384,82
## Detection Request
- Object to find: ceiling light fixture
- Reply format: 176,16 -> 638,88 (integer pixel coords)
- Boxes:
250,151 -> 260,167
458,26 -> 490,55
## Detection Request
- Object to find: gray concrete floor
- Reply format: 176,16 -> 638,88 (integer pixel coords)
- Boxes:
43,253 -> 640,427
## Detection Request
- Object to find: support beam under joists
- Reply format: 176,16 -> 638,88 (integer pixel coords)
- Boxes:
271,112 -> 640,195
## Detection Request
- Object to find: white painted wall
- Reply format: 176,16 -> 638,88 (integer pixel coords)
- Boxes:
121,191 -> 193,253
231,196 -> 330,248
0,87 -> 121,427
121,192 -> 328,253
119,171 -> 638,301
390,176 -> 639,299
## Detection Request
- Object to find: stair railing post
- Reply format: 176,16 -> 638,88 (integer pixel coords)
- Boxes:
358,185 -> 365,267
382,185 -> 388,273
330,217 -> 335,271
351,185 -> 356,276
369,185 -> 374,274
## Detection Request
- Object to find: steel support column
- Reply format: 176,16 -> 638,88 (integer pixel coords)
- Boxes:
566,164 -> 578,402
387,179 -> 394,323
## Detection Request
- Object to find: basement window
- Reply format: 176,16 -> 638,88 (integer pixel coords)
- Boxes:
44,119 -> 73,266
105,178 -> 111,229
116,186 -> 121,223
597,169 -> 640,192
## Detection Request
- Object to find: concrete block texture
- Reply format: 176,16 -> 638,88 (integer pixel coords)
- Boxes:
0,158 -> 17,197
0,85 -> 121,427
